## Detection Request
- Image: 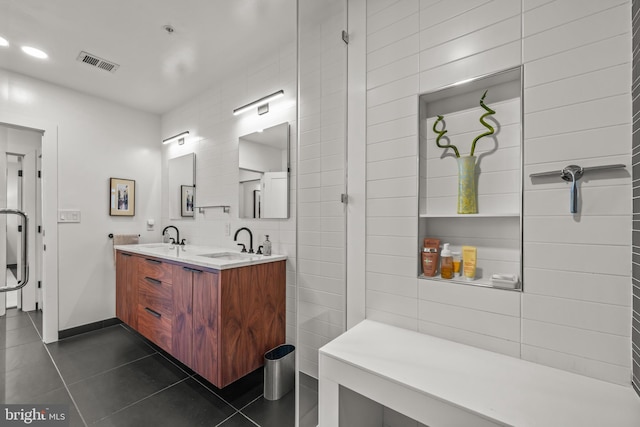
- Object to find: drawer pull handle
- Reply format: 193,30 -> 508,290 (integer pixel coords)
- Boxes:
145,277 -> 161,285
183,266 -> 202,273
144,307 -> 161,318
145,258 -> 162,264
121,253 -> 132,257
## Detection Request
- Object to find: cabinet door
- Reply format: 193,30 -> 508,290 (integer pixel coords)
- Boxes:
220,261 -> 286,386
191,269 -> 220,386
172,265 -> 194,367
115,251 -> 138,328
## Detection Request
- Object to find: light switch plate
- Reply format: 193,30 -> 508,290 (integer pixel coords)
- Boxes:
58,209 -> 81,223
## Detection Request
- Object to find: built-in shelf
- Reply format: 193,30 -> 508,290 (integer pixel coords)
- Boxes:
418,66 -> 523,292
419,212 -> 519,218
418,274 -> 520,291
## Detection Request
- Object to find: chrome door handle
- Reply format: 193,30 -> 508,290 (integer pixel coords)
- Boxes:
0,209 -> 29,292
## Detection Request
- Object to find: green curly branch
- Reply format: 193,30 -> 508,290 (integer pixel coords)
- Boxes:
433,115 -> 460,158
470,90 -> 496,157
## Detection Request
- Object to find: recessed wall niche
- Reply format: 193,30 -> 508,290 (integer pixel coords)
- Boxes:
418,66 -> 523,291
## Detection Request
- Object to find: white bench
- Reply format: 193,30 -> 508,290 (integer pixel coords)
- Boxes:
318,320 -> 640,427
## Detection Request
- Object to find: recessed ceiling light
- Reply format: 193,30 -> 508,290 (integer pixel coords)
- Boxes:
0,36 -> 8,47
21,46 -> 48,59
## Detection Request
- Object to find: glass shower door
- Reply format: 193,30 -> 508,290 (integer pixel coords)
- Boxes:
297,0 -> 347,425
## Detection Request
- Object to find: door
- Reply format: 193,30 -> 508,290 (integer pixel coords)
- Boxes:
21,149 -> 37,311
0,128 -> 7,316
35,148 -> 43,310
262,171 -> 288,218
6,151 -> 37,311
5,154 -> 22,309
297,0 -> 348,425
0,126 -> 42,315
297,0 -> 347,383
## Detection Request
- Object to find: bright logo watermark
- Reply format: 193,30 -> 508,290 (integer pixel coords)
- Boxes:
1,405 -> 68,426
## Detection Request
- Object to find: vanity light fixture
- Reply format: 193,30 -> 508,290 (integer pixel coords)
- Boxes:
21,46 -> 48,59
162,131 -> 189,145
233,90 -> 284,116
0,36 -> 9,47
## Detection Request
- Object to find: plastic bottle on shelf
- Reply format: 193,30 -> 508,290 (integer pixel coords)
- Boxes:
452,251 -> 461,276
440,243 -> 453,279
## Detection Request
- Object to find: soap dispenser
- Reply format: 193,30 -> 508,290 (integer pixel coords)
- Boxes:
440,243 -> 453,279
263,235 -> 272,256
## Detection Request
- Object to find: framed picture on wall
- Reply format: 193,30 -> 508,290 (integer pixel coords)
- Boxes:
109,178 -> 135,216
181,185 -> 195,217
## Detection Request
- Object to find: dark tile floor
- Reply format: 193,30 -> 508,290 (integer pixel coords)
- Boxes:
0,309 -> 317,427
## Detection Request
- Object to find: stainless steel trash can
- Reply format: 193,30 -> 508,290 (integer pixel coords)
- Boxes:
264,344 -> 295,400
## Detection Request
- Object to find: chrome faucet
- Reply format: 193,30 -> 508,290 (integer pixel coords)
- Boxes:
162,225 -> 181,245
234,227 -> 253,253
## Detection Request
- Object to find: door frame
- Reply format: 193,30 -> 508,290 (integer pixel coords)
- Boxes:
0,114 -> 59,343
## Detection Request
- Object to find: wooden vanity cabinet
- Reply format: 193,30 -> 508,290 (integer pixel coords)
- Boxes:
115,251 -> 138,328
115,249 -> 286,388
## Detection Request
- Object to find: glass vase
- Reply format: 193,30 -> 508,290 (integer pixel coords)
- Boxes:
457,155 -> 477,214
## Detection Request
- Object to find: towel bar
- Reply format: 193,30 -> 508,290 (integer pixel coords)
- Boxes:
195,205 -> 230,214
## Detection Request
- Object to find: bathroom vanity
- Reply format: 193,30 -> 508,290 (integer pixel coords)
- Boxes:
115,243 -> 286,388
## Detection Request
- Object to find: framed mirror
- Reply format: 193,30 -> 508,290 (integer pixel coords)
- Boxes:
239,123 -> 289,219
168,153 -> 195,219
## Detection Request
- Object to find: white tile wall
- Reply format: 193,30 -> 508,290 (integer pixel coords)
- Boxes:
523,3 -> 629,61
419,41 -> 522,94
418,299 -> 520,341
364,0 -> 633,385
420,16 -> 521,72
419,0 -> 520,50
419,318 -> 521,357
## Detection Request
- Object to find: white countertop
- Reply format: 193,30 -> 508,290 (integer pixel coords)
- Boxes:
319,320 -> 640,427
114,243 -> 287,270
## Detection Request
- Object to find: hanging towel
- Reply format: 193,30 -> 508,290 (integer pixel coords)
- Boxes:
113,234 -> 139,264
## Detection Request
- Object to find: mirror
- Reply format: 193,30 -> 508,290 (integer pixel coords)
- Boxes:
168,153 -> 196,219
239,123 -> 289,219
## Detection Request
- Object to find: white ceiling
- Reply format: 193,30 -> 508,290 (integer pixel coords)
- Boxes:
0,0 -> 296,114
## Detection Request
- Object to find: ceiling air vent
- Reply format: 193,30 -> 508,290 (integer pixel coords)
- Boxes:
76,51 -> 119,73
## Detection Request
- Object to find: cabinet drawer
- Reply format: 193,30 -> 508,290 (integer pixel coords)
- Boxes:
137,304 -> 172,353
138,257 -> 173,283
138,277 -> 173,316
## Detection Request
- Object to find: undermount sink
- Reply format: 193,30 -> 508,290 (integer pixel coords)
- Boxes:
198,252 -> 262,261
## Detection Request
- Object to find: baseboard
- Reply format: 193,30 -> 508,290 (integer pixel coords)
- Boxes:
58,317 -> 122,339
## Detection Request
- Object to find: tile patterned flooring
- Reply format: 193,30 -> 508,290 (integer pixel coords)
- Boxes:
0,309 -> 316,427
